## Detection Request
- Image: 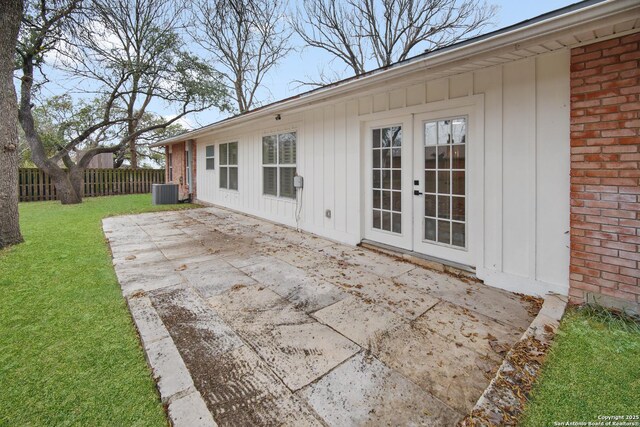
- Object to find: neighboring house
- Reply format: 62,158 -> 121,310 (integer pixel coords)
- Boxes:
153,0 -> 640,313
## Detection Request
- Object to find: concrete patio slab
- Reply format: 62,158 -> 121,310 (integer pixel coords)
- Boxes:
240,258 -> 346,313
372,321 -> 501,414
209,286 -> 360,391
312,296 -> 407,349
394,268 -> 536,330
413,301 -> 525,362
103,207 -> 541,426
299,352 -> 462,426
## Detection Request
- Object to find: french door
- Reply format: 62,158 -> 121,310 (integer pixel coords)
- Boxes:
412,112 -> 474,266
363,106 -> 478,268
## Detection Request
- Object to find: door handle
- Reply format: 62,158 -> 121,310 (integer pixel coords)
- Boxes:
414,190 -> 423,196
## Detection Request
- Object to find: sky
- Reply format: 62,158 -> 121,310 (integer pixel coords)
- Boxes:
183,0 -> 578,129
36,0 -> 578,131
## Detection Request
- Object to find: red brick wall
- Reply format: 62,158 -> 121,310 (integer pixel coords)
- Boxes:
569,32 -> 640,307
165,141 -> 196,200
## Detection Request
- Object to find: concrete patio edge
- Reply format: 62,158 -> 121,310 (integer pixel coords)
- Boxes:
460,292 -> 569,426
126,294 -> 217,427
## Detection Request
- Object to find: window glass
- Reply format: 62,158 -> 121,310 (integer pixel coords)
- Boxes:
280,167 -> 295,198
262,132 -> 296,198
262,135 -> 277,164
229,167 -> 238,190
229,142 -> 238,165
263,167 -> 277,196
278,132 -> 296,164
220,167 -> 228,188
219,142 -> 238,189
219,144 -> 228,166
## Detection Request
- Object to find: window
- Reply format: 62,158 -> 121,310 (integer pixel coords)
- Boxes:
423,117 -> 467,248
372,126 -> 402,234
262,132 -> 296,199
205,145 -> 215,170
219,142 -> 238,190
168,153 -> 173,181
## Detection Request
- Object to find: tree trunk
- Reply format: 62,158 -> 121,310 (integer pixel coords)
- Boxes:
129,137 -> 138,169
0,0 -> 24,249
49,168 -> 83,205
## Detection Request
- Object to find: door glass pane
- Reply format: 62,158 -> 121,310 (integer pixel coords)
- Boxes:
372,126 -> 401,234
392,170 -> 401,190
392,191 -> 401,212
392,213 -> 402,234
373,190 -> 381,209
438,120 -> 451,144
452,118 -> 466,144
437,146 -> 450,169
424,146 -> 437,169
423,117 -> 467,248
373,170 -> 381,188
438,171 -> 450,194
452,144 -> 465,169
382,211 -> 391,231
382,190 -> 391,210
382,170 -> 391,189
373,210 -> 381,229
425,195 -> 436,217
452,171 -> 465,195
206,158 -> 215,170
206,145 -> 215,157
382,149 -> 391,168
452,222 -> 465,247
425,218 -> 436,241
425,122 -> 437,145
438,220 -> 451,244
424,171 -> 436,193
437,196 -> 450,219
452,197 -> 465,222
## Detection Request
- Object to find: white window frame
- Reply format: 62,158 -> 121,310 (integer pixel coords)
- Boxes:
262,131 -> 296,199
205,145 -> 215,170
219,142 -> 238,191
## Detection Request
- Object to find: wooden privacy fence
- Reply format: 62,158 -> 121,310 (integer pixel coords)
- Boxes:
18,168 -> 165,202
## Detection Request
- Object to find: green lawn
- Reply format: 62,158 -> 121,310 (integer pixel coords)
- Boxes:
521,306 -> 640,426
0,195 -> 196,426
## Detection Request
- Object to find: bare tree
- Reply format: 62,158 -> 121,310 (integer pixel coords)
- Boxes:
0,0 -> 24,249
294,0 -> 496,82
190,0 -> 292,113
16,0 -> 229,203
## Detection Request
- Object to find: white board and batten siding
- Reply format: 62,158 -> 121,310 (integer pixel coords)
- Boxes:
194,49 -> 570,297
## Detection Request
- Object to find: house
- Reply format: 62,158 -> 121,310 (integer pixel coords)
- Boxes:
152,0 -> 640,313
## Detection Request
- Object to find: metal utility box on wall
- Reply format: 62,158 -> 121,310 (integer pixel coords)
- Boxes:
152,183 -> 178,205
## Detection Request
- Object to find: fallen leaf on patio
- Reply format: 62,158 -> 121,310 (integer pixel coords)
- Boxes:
175,264 -> 188,271
125,255 -> 137,260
